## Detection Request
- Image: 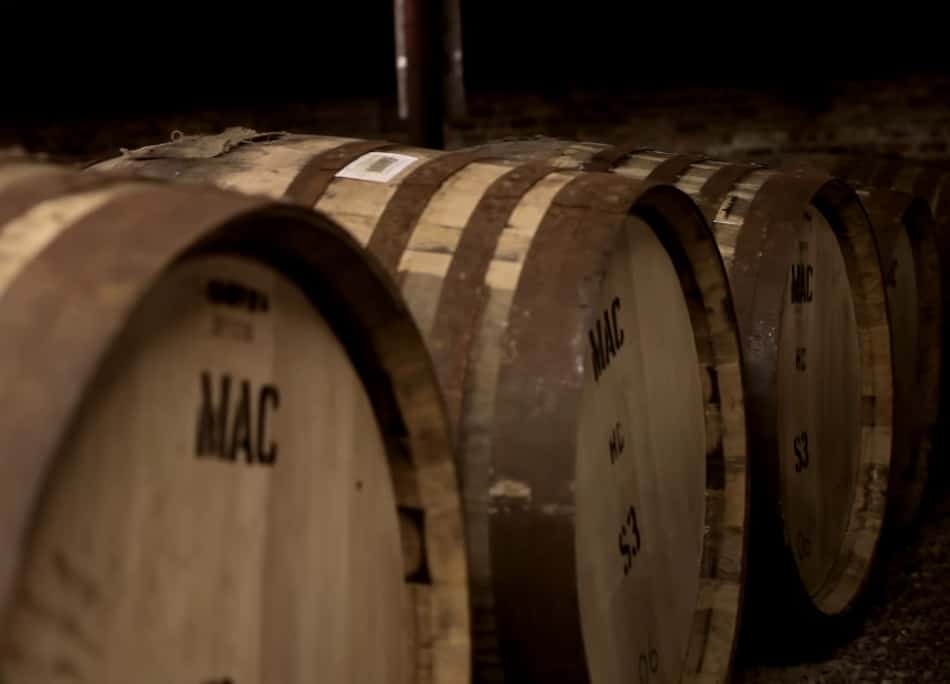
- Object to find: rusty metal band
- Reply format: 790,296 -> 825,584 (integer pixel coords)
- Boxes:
429,161 -> 556,428
283,139 -> 396,207
0,184 -> 266,611
918,170 -> 950,338
851,160 -> 947,444
428,160 -> 555,683
489,172 -> 661,681
366,150 -> 489,273
725,173 -> 827,638
694,163 -> 759,223
906,193 -> 945,464
863,188 -> 941,523
583,140 -> 651,173
0,168 -> 127,228
729,174 -> 825,488
583,144 -> 709,186
733,172 -> 889,637
643,154 -> 706,184
733,177 -> 822,511
858,187 -> 909,263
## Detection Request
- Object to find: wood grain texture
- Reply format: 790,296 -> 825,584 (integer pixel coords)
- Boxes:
4,255 -> 413,684
771,155 -> 945,529
95,133 -> 749,684
0,160 -> 468,684
776,210 -> 862,596
575,217 -> 705,684
476,140 -> 892,644
854,190 -> 939,530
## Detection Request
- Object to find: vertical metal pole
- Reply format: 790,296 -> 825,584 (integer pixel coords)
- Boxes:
394,0 -> 409,121
404,0 -> 445,148
444,0 -> 466,123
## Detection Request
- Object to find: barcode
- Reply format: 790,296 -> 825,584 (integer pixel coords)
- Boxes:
336,151 -> 419,183
366,155 -> 399,174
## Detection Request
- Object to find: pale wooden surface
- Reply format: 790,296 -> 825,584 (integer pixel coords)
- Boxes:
455,168 -> 576,667
0,161 -> 471,684
497,140 -> 892,619
93,134 -> 750,683
0,186 -> 137,292
0,182 -> 143,610
316,147 -> 439,247
664,155 -> 890,617
612,154 -> 869,600
98,136 -> 556,681
767,155 -> 943,532
397,162 -> 509,332
98,138 -> 576,660
575,217 -> 706,684
776,210 -> 863,598
459,147 -> 747,665
694,168 -> 774,270
1,255 -> 413,684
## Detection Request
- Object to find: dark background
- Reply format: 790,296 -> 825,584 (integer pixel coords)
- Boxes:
4,9 -> 950,162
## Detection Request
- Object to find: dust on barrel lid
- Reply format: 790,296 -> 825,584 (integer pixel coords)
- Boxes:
0,160 -> 468,683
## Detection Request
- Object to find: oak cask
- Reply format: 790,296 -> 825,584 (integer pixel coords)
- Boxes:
771,153 -> 945,527
471,138 -> 893,654
95,130 -> 750,683
0,160 -> 468,684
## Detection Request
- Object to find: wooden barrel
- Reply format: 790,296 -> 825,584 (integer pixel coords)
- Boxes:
0,160 -> 468,683
94,130 -> 750,684
469,139 -> 894,646
768,154 -> 948,518
851,190 -> 941,529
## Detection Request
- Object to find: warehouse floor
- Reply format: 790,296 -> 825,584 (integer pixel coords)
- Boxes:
737,473 -> 950,682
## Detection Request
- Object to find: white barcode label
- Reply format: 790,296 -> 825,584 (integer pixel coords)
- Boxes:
335,152 -> 419,183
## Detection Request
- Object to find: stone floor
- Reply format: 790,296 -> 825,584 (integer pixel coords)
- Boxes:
736,474 -> 950,683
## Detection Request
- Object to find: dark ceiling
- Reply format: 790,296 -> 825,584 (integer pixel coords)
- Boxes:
3,4 -> 946,120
